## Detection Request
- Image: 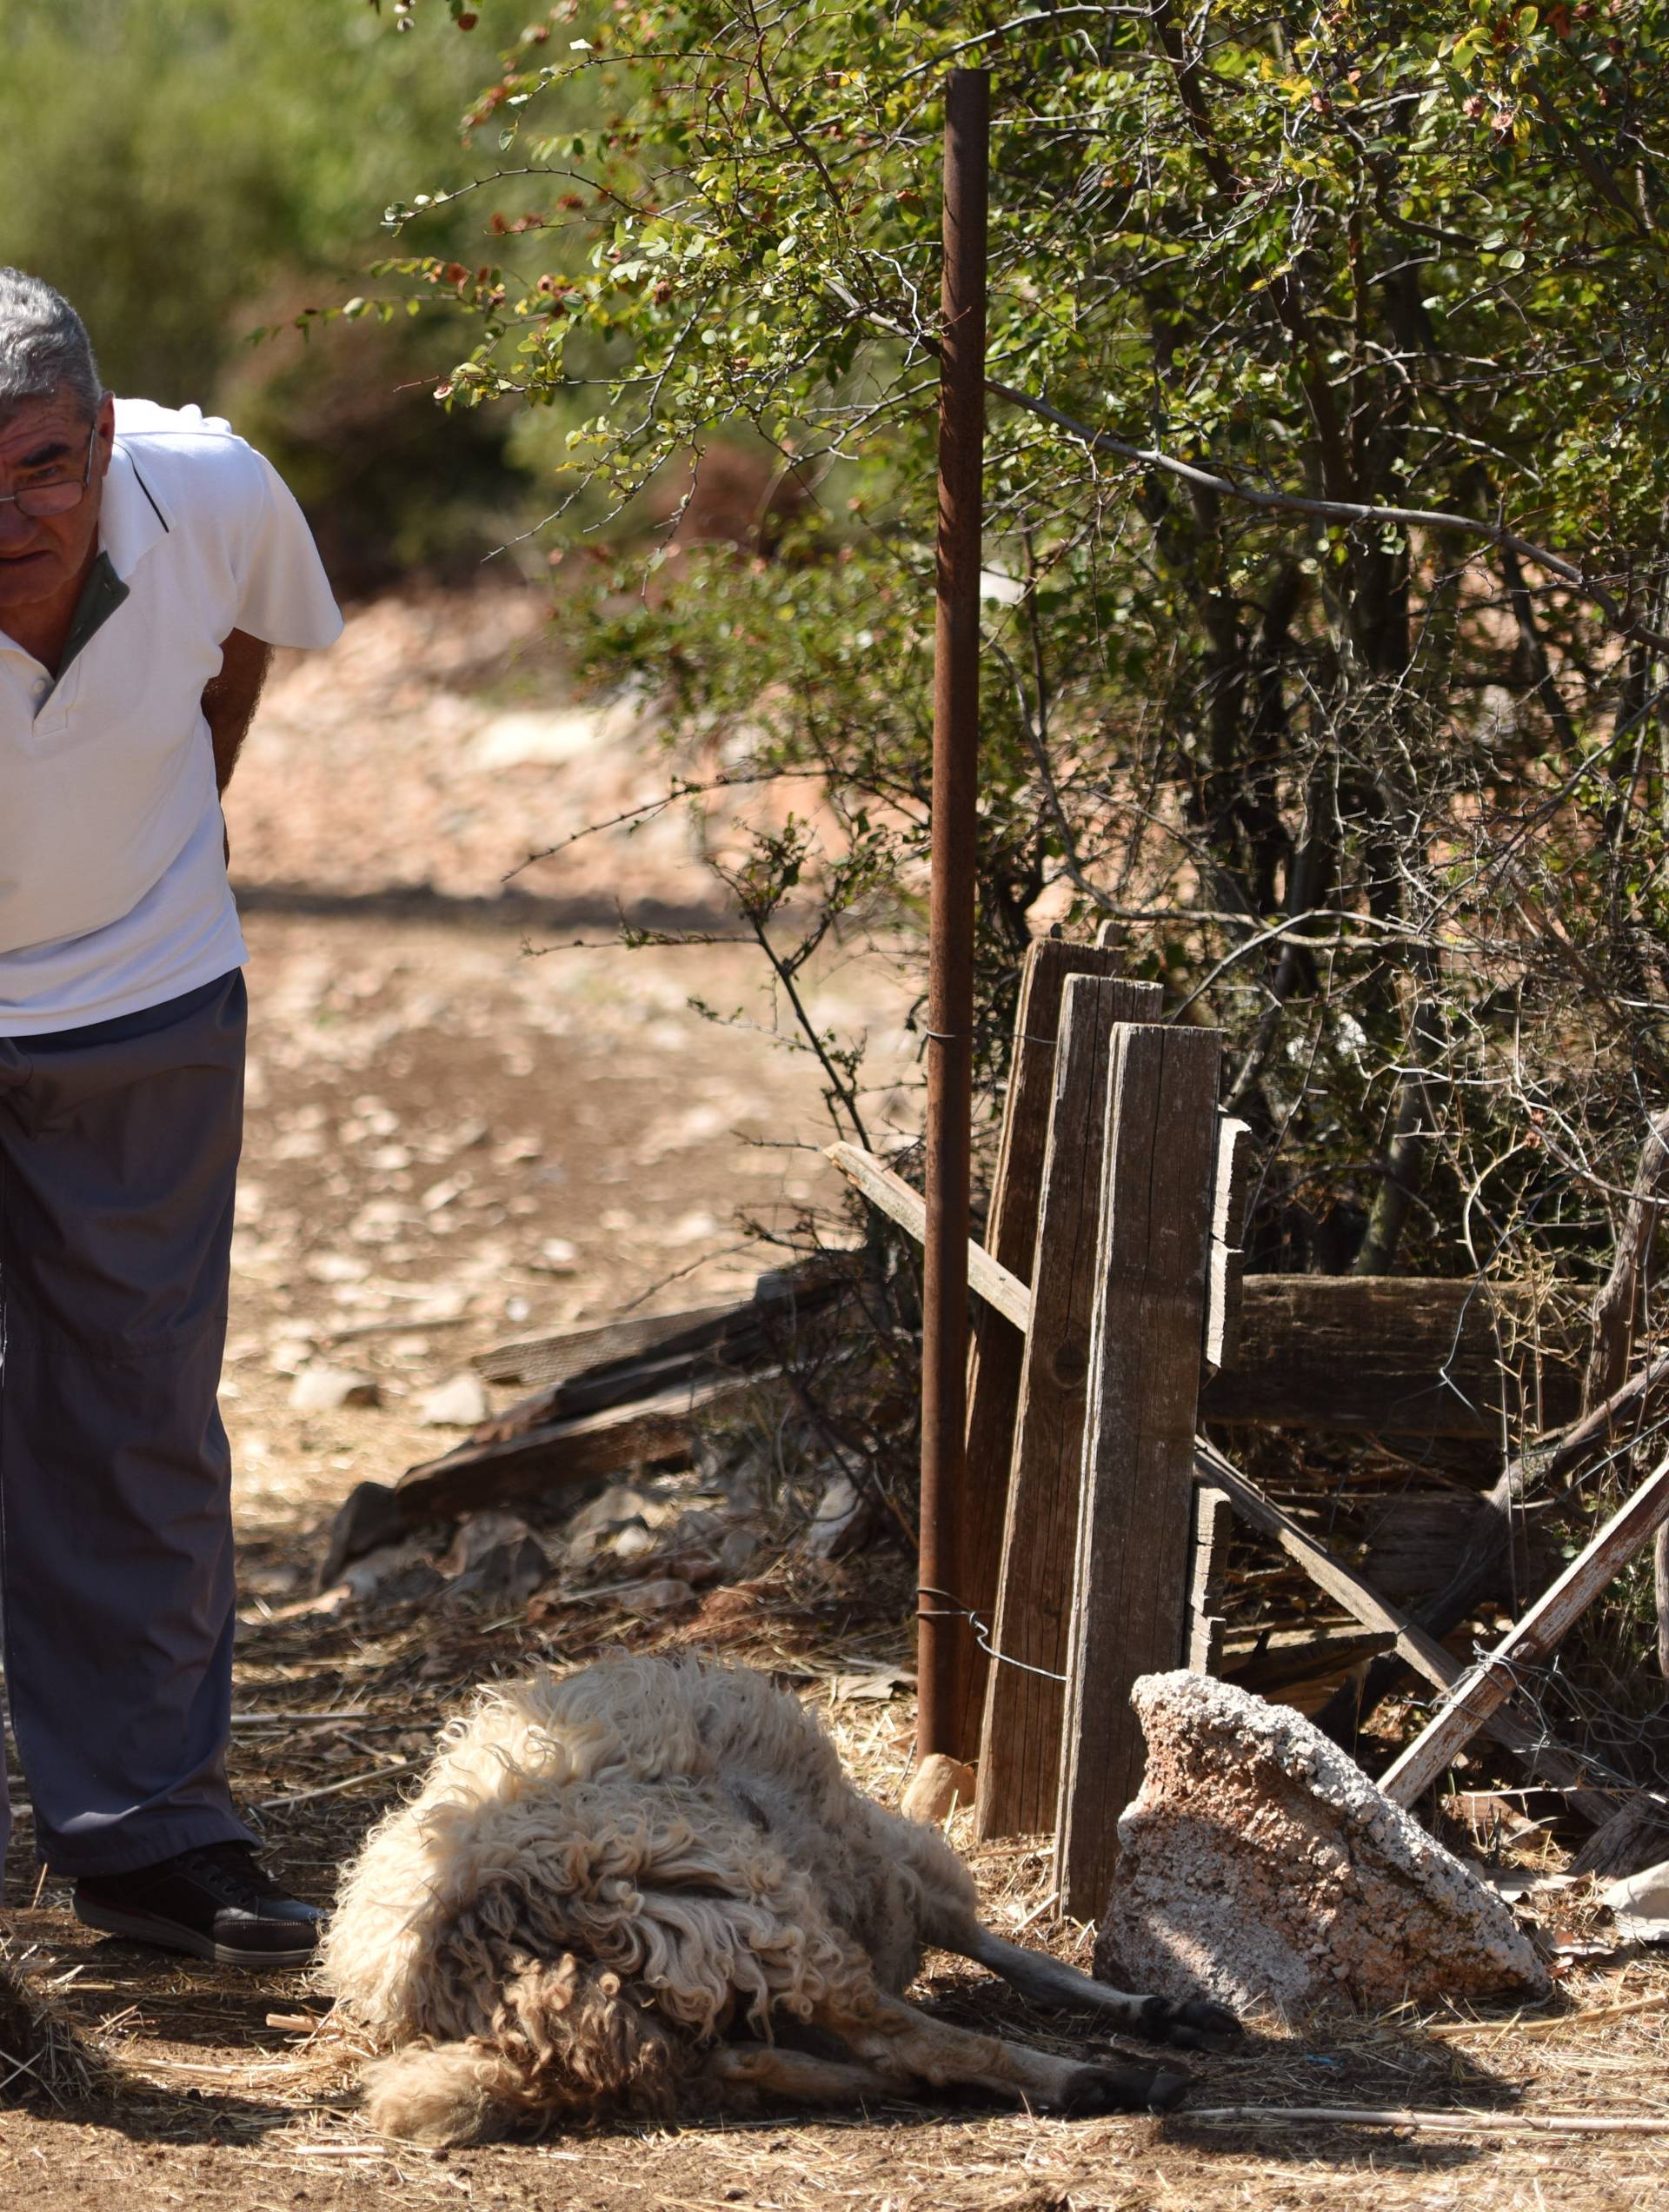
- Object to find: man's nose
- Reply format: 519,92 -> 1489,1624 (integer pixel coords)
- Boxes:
0,498 -> 37,547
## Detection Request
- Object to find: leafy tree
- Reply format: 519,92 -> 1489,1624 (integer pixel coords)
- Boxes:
383,0 -> 1669,1307
334,0 -> 1669,1783
0,0 -> 536,581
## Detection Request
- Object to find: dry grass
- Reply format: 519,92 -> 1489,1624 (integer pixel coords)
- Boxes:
0,1936 -> 113,2113
8,1564 -> 1669,2210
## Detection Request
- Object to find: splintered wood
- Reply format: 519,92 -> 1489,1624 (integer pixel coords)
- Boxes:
1194,1438 -> 1619,1824
1187,1482 -> 1231,1675
1054,1021 -> 1221,1916
1380,1454 -> 1669,1806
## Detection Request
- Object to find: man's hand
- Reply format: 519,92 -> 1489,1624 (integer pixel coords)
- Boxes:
201,628 -> 273,798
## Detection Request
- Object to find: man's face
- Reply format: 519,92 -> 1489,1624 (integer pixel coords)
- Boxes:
0,389 -> 114,626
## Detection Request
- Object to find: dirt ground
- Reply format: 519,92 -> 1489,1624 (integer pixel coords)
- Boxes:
3,585 -> 1669,2209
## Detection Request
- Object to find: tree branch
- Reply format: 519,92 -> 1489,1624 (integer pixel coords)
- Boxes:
981,375 -> 1669,653
1584,1106 -> 1669,1412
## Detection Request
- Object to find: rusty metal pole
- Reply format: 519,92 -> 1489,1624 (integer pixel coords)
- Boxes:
918,67 -> 989,1762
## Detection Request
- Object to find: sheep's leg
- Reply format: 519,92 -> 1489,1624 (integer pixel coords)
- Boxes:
704,2043 -> 897,2108
812,1988 -> 1185,2116
360,2041 -> 538,2145
930,1914 -> 1239,2053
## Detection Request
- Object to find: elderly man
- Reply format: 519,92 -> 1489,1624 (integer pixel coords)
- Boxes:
0,270 -> 342,1966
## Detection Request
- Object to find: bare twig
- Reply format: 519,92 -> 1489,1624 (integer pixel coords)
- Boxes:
1184,2104 -> 1669,2137
1584,1106 -> 1669,1411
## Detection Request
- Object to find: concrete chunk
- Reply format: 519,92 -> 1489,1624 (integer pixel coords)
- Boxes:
1094,1671 -> 1550,2014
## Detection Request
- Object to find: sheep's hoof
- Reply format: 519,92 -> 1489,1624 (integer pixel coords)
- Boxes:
1137,1993 -> 1242,2053
1056,2063 -> 1187,2116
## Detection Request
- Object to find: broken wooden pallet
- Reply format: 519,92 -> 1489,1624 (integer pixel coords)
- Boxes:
825,1146 -> 1577,1436
1194,1438 -> 1622,1827
322,1259 -> 856,1578
396,1371 -> 773,1526
471,1255 -> 860,1394
1380,1454 -> 1669,1807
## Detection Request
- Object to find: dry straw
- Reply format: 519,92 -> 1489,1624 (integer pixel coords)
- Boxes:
0,1936 -> 111,2110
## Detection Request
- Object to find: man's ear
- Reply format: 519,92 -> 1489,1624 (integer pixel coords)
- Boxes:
94,392 -> 116,476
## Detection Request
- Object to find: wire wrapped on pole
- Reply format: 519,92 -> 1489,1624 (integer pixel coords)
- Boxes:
918,67 -> 989,1761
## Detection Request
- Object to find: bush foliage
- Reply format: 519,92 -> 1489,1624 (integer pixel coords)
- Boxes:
371,0 -> 1669,1766
0,0 -> 536,586
385,0 -> 1669,1302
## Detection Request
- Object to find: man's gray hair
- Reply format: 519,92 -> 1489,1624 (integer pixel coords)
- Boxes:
0,269 -> 103,422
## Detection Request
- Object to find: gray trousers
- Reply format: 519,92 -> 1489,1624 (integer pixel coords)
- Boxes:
0,970 -> 254,1877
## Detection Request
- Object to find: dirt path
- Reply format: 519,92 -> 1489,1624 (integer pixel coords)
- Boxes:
3,590 -> 1667,2209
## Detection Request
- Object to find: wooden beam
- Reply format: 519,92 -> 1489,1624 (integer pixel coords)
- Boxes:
956,942 -> 1158,1760
827,1156 -> 1575,1441
473,1302 -> 739,1390
464,1269 -> 852,1441
1199,1276 -> 1577,1437
1223,1627 -> 1397,1696
1193,1440 -> 1463,1685
1313,1345 -> 1669,1744
1055,1022 -> 1221,1916
1379,1456 -> 1669,1806
975,975 -> 1125,1835
1203,1116 -> 1253,1375
826,1142 -> 1031,1330
395,1372 -> 765,1524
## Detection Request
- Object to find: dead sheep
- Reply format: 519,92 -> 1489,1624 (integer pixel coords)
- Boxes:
321,1652 -> 1238,2143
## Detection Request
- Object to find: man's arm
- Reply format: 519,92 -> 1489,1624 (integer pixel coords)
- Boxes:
201,627 -> 273,795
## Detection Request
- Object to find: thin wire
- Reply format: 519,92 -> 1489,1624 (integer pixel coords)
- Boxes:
916,1585 -> 1069,1683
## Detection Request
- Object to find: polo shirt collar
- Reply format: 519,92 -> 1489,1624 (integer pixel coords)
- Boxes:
97,442 -> 171,581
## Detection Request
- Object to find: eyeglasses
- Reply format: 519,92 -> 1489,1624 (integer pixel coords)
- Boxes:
0,421 -> 98,519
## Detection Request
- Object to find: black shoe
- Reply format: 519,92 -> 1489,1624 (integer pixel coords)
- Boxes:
73,1841 -> 323,1968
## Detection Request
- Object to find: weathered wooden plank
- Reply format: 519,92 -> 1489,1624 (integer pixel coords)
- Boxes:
1312,1346 -> 1669,1744
473,1303 -> 741,1388
470,1299 -> 841,1445
1194,1439 -> 1462,1685
1222,1627 -> 1396,1696
395,1372 -> 766,1525
1204,1116 -> 1253,1375
473,1260 -> 857,1392
833,1133 -> 1574,1440
826,1142 -> 1032,1331
1200,1276 -> 1578,1436
1194,1438 -> 1617,1823
957,943 -> 1157,1759
975,975 -> 1123,1836
1380,1456 -> 1669,1807
1187,1483 -> 1232,1674
1056,1022 -> 1221,1916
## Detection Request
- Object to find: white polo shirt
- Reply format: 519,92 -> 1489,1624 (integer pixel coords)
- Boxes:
0,399 -> 342,1033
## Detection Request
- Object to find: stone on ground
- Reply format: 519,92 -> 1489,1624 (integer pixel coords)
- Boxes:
1094,1670 -> 1550,2014
438,1511 -> 550,1609
340,1535 -> 446,1607
417,1372 -> 493,1428
803,1469 -> 872,1558
289,1365 -> 382,1413
901,1754 -> 977,1824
